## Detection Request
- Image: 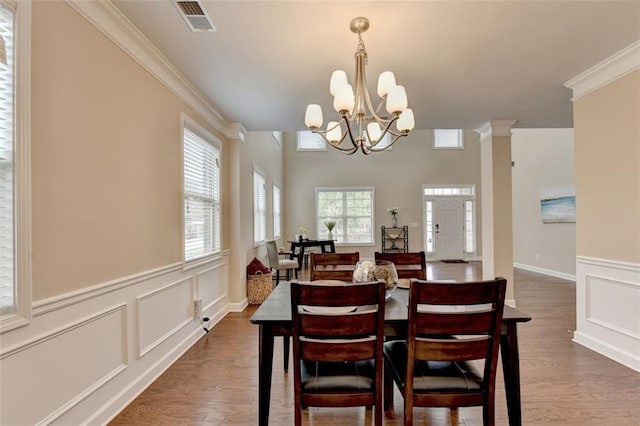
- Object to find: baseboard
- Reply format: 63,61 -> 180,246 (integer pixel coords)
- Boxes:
573,330 -> 640,372
228,298 -> 249,312
513,262 -> 576,282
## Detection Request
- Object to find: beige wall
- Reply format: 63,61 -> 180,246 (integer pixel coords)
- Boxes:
31,3 -> 225,300
574,71 -> 640,263
512,129 -> 576,275
283,130 -> 482,259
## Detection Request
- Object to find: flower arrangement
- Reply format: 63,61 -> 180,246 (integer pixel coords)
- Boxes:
298,226 -> 307,234
387,207 -> 399,217
324,220 -> 336,232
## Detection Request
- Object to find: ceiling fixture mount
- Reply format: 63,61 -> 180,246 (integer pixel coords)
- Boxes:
305,17 -> 414,155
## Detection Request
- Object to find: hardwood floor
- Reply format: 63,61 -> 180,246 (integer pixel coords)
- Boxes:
110,263 -> 640,425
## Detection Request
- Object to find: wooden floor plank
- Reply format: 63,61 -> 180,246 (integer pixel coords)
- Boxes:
110,263 -> 640,425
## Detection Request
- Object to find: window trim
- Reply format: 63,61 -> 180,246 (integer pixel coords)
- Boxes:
296,130 -> 327,152
272,182 -> 281,239
433,129 -> 464,150
253,167 -> 267,246
1,0 -> 32,333
181,113 -> 223,265
315,186 -> 376,246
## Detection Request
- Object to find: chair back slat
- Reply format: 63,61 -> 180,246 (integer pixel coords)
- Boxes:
415,310 -> 496,335
375,252 -> 426,280
301,339 -> 377,362
299,311 -> 378,337
310,252 -> 359,281
296,278 -> 375,306
414,337 -> 492,362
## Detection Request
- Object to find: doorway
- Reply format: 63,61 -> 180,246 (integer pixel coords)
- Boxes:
423,185 -> 476,260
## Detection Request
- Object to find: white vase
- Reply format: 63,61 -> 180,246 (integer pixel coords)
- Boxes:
391,215 -> 398,228
328,231 -> 333,240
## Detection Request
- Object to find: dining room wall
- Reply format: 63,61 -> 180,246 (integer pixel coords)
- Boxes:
511,129 -> 576,280
282,129 -> 483,260
1,2 -> 234,424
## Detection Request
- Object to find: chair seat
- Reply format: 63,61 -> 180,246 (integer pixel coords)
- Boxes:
278,259 -> 298,270
301,360 -> 376,391
384,340 -> 482,391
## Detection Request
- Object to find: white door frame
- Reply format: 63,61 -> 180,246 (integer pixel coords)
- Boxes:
422,184 -> 477,260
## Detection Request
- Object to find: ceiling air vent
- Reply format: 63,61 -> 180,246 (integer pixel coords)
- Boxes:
174,1 -> 216,32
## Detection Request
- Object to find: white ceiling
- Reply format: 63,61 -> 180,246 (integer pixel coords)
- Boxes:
112,1 -> 640,131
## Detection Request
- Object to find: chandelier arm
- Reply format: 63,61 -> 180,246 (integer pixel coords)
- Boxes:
366,132 -> 408,152
365,114 -> 399,148
312,129 -> 359,154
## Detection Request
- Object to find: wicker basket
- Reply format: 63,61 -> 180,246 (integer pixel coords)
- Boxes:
247,271 -> 273,304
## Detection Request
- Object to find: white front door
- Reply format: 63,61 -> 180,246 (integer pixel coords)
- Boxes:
433,198 -> 464,260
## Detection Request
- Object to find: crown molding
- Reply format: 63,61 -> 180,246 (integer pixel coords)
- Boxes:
564,40 -> 640,101
225,122 -> 247,142
474,120 -> 518,141
65,0 -> 233,135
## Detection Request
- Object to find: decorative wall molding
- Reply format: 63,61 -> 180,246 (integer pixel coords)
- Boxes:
0,305 -> 128,424
1,255 -> 230,424
33,262 -> 183,316
514,262 -> 576,282
574,256 -> 640,372
64,0 -> 245,136
474,120 -> 518,141
136,277 -> 193,358
564,40 -> 640,101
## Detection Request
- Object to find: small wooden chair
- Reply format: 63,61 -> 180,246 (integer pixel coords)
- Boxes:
290,280 -> 386,426
309,252 -> 360,281
384,278 -> 507,425
374,251 -> 426,283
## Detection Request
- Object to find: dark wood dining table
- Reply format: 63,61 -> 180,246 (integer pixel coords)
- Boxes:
287,239 -> 336,270
250,281 -> 531,426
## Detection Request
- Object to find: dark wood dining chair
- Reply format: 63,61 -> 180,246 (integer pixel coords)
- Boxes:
374,251 -> 426,281
384,278 -> 507,426
309,252 -> 360,281
290,280 -> 386,426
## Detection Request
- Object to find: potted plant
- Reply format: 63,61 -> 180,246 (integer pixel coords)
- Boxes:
325,220 -> 336,240
387,207 -> 399,227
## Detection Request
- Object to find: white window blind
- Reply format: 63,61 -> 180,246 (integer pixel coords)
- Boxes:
253,170 -> 266,244
273,183 -> 281,239
0,4 -> 15,313
183,128 -> 221,261
316,188 -> 374,244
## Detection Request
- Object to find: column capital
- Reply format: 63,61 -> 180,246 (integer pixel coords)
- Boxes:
475,120 -> 518,141
225,122 -> 247,142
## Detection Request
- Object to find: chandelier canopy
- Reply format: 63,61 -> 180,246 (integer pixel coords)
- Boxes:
304,17 -> 415,155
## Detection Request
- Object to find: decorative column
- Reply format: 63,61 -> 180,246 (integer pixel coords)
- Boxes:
225,123 -> 247,304
475,120 -> 517,306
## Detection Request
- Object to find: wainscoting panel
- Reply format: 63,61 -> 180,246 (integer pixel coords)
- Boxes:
0,305 -> 127,425
574,256 -> 640,372
136,277 -> 193,358
0,253 -> 231,425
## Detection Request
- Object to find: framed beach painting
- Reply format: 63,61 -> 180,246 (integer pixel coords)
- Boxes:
540,185 -> 576,223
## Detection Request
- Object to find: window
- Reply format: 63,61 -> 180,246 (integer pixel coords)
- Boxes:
273,183 -> 281,239
1,0 -> 30,332
425,201 -> 433,253
434,129 -> 463,149
465,200 -> 475,254
316,188 -> 374,244
253,170 -> 266,244
297,131 -> 327,151
183,126 -> 221,261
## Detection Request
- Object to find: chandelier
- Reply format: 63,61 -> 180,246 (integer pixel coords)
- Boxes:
304,17 -> 415,155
